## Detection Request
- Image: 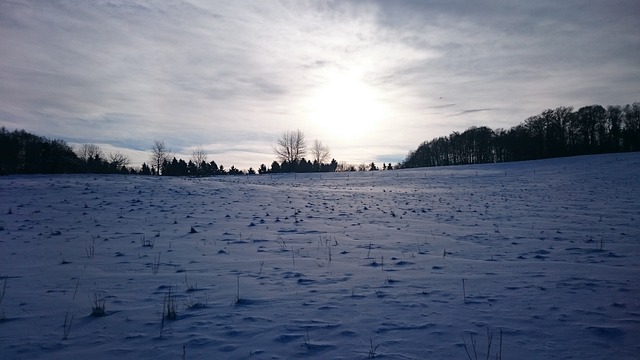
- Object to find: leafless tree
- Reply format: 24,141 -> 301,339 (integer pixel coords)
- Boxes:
311,139 -> 330,170
108,151 -> 131,170
191,146 -> 208,175
76,144 -> 103,162
273,129 -> 306,164
150,140 -> 171,175
336,161 -> 355,172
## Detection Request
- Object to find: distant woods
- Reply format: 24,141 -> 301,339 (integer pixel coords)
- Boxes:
0,128 -> 340,176
266,130 -> 338,174
148,131 -> 340,176
0,129 -> 133,175
0,129 -> 72,174
2,102 -> 638,175
401,103 -> 640,168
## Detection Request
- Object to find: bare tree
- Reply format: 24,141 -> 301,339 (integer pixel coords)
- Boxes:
76,144 -> 103,162
273,129 -> 306,164
336,161 -> 355,172
108,151 -> 131,170
311,139 -> 330,170
150,140 -> 170,175
191,146 -> 208,175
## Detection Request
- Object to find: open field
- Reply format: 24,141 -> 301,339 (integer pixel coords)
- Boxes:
1,153 -> 639,359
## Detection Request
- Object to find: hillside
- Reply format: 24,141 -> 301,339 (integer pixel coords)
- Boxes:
1,152 -> 639,359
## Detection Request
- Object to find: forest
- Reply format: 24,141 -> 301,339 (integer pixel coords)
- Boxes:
400,103 -> 640,168
0,129 -> 339,176
1,102 -> 638,175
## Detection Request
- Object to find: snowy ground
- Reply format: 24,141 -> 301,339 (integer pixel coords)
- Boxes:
1,152 -> 639,359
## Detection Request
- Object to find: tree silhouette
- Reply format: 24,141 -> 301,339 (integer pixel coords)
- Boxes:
273,130 -> 306,166
623,103 -> 640,151
108,151 -> 131,172
187,160 -> 197,175
311,139 -> 330,171
270,161 -> 281,173
228,166 -> 243,175
191,146 -> 208,176
76,144 -> 103,163
140,162 -> 152,175
151,140 -> 171,175
401,102 -> 640,169
0,128 -> 82,174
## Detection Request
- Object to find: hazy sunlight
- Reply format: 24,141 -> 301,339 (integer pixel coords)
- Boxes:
308,70 -> 387,140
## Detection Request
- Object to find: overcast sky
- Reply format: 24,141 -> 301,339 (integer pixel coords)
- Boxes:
1,1 -> 639,170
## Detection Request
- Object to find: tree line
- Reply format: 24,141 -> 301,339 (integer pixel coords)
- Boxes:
260,130 -> 338,174
2,102 -> 638,175
0,128 -> 351,176
0,128 -> 80,175
0,128 -> 141,175
0,131 -> 250,176
260,130 -> 393,174
401,103 -> 640,168
145,140 -> 250,176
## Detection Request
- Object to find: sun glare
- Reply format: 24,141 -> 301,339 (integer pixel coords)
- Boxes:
308,71 -> 386,140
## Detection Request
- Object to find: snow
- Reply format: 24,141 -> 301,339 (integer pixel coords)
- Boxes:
1,152 -> 639,359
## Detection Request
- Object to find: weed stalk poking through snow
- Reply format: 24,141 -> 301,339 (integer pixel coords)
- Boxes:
303,329 -> 312,350
72,278 -> 79,300
184,274 -> 197,292
62,311 -> 74,340
462,327 -> 502,360
85,243 -> 95,259
90,292 -> 106,317
233,275 -> 244,305
0,278 -> 6,306
0,278 -> 6,320
164,286 -> 177,320
152,252 -> 161,274
368,338 -> 380,358
462,278 -> 467,304
160,286 -> 177,338
140,235 -> 155,248
292,246 -> 296,267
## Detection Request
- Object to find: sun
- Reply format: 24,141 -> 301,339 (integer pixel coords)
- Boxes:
307,71 -> 386,139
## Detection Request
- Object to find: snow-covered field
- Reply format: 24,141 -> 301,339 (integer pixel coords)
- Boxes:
1,153 -> 639,359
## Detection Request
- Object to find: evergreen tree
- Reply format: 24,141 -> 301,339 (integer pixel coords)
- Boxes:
140,163 -> 152,175
270,161 -> 281,173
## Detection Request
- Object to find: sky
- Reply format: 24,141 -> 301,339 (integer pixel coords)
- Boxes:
1,1 -> 639,170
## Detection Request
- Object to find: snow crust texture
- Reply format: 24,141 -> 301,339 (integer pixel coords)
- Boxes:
1,153 -> 639,359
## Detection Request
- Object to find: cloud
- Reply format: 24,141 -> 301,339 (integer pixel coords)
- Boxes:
1,0 -> 639,169
450,109 -> 495,117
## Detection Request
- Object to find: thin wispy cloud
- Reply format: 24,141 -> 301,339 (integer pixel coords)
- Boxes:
1,1 -> 639,169
450,109 -> 495,117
